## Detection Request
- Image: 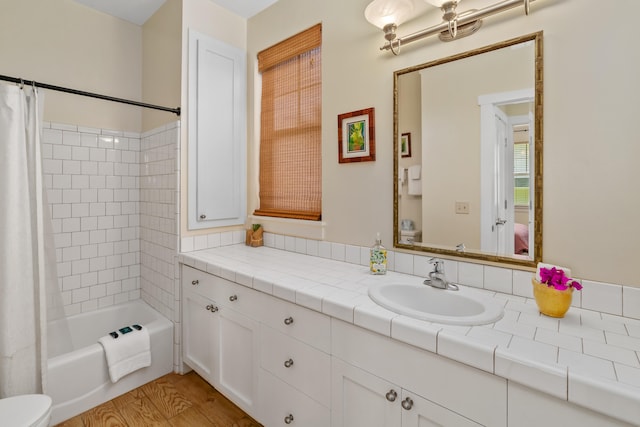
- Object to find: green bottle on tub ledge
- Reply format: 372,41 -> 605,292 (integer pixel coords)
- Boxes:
370,232 -> 387,275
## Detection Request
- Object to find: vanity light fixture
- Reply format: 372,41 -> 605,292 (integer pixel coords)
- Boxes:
364,0 -> 415,55
365,0 -> 535,55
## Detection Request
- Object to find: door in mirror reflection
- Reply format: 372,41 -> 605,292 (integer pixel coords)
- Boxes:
478,92 -> 534,259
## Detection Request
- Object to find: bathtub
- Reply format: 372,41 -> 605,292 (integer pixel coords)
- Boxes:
47,300 -> 173,425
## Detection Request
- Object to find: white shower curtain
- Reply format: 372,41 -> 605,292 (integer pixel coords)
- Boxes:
0,82 -> 61,397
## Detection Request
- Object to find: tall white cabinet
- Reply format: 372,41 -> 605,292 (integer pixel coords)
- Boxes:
187,31 -> 246,230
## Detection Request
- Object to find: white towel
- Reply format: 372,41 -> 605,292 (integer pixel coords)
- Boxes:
408,165 -> 422,195
409,165 -> 421,180
98,327 -> 151,382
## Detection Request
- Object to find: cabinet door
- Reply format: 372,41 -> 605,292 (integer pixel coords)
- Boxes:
331,357 -> 401,427
401,390 -> 481,427
187,30 -> 246,229
213,306 -> 260,418
182,289 -> 217,384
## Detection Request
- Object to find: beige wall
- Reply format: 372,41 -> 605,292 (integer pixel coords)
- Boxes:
248,0 -> 640,287
3,0 -> 639,287
0,0 -> 143,132
142,0 -> 182,132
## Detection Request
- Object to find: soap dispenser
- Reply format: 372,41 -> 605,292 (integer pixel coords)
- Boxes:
370,232 -> 387,275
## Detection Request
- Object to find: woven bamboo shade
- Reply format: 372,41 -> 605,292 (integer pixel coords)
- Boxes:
254,24 -> 322,221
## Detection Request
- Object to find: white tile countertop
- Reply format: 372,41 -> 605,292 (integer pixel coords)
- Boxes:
179,245 -> 640,425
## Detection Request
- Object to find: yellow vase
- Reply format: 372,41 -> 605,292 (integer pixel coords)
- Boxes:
532,278 -> 573,318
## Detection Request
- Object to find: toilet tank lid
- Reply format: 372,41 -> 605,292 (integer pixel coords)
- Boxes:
0,394 -> 52,425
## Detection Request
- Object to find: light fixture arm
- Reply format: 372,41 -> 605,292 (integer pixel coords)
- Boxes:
380,0 -> 536,52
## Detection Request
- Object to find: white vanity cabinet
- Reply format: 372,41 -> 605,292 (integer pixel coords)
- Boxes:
332,357 -> 481,427
332,319 -> 507,427
181,266 -> 260,418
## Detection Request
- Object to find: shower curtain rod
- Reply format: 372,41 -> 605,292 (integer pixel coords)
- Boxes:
0,74 -> 181,116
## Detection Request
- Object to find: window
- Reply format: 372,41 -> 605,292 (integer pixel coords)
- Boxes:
253,24 -> 322,221
513,126 -> 529,206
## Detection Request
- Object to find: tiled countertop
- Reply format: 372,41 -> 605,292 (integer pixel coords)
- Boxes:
179,245 -> 640,425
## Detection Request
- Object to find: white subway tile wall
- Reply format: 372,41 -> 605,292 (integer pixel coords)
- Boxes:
43,121 -> 181,328
139,122 -> 180,323
43,122 -> 141,316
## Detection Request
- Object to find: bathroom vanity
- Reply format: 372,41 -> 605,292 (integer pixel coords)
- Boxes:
180,244 -> 639,427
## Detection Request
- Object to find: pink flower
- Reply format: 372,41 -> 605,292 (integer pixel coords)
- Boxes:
539,267 -> 582,291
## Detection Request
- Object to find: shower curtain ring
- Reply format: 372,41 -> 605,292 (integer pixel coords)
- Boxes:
19,79 -> 24,89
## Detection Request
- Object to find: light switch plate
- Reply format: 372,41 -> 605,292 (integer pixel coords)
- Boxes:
455,201 -> 470,214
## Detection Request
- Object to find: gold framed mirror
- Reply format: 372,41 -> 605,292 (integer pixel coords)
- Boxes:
393,32 -> 543,267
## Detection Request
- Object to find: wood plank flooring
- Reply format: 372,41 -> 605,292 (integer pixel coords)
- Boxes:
53,372 -> 262,427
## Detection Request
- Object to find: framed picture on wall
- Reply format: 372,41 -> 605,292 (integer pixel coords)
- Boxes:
400,132 -> 411,158
338,107 -> 375,163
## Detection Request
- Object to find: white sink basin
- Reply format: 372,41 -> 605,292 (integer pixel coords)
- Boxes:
368,282 -> 504,326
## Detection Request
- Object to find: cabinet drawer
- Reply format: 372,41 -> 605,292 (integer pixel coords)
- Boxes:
260,325 -> 330,407
215,276 -> 261,317
183,265 -> 217,300
258,369 -> 330,427
256,295 -> 330,353
183,265 -> 260,317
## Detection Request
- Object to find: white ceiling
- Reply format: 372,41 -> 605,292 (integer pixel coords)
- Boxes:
72,0 -> 278,25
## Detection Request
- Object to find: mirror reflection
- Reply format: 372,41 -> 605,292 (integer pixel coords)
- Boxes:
394,33 -> 542,267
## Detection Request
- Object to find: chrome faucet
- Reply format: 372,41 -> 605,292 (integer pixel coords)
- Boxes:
424,258 -> 459,291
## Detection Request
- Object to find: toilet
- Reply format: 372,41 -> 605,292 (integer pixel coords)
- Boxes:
400,229 -> 422,244
0,394 -> 52,427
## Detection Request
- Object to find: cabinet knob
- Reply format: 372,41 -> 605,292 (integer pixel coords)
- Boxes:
191,279 -> 199,286
401,397 -> 414,411
385,389 -> 397,402
199,214 -> 206,219
229,295 -> 238,302
284,414 -> 294,424
205,304 -> 218,313
284,358 -> 294,368
284,317 -> 294,325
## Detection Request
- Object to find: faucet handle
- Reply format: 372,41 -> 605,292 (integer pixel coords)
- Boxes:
428,257 -> 444,273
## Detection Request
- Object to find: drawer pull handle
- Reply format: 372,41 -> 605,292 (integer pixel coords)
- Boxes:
284,414 -> 294,424
284,317 -> 294,325
229,295 -> 238,302
284,358 -> 294,368
199,214 -> 206,219
191,280 -> 199,286
401,397 -> 414,411
385,389 -> 397,402
205,304 -> 218,313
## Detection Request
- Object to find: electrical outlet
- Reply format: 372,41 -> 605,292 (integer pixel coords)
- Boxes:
455,201 -> 470,214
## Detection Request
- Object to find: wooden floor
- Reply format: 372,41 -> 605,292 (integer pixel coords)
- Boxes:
53,371 -> 262,427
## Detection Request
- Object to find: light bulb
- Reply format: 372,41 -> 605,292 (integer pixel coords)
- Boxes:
364,0 -> 414,29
